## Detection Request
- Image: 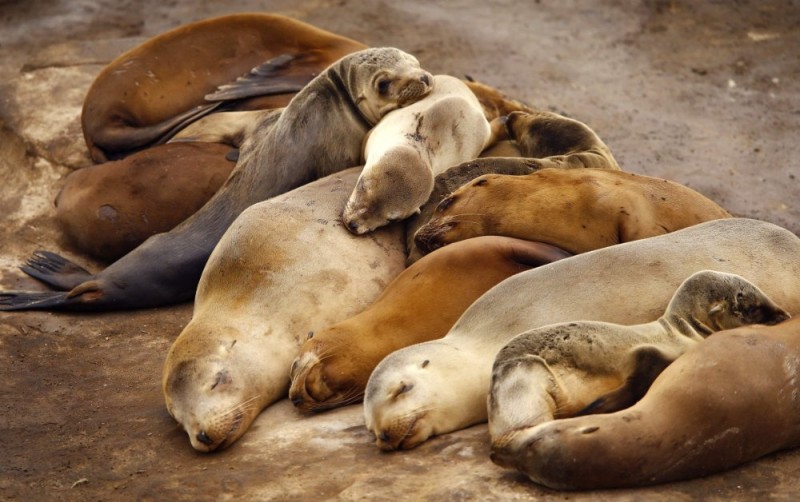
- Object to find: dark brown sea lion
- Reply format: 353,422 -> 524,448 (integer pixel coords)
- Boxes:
0,47 -> 433,311
414,168 -> 732,255
287,236 -> 571,413
55,142 -> 236,261
497,316 -> 800,490
82,13 -> 367,161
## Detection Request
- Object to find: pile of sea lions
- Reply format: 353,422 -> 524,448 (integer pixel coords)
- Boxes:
2,12 -> 799,492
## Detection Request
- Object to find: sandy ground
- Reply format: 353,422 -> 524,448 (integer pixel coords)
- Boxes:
1,0 -> 799,500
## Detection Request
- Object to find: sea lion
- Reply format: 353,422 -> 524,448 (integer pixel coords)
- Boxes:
162,168 -> 406,452
488,270 -> 791,471
362,218 -> 800,450
55,142 -> 236,261
58,77 -> 535,264
82,13 -> 367,161
288,236 -> 571,413
501,316 -> 800,490
413,168 -> 733,255
501,109 -> 620,170
405,110 -> 622,263
0,47 -> 433,311
341,75 -> 492,234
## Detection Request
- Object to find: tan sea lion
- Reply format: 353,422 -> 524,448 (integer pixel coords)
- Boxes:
488,270 -> 791,472
414,168 -> 733,255
55,142 -> 236,261
81,13 -> 367,161
502,316 -> 800,490
0,47 -> 432,311
341,75 -> 492,234
287,236 -> 571,413
363,218 -> 800,450
162,168 -> 406,452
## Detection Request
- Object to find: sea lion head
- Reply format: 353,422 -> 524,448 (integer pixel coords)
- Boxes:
413,174 -> 499,253
288,327 -> 366,412
342,146 -> 434,234
363,341 -> 487,450
162,324 -> 265,452
338,47 -> 433,125
668,270 -> 791,335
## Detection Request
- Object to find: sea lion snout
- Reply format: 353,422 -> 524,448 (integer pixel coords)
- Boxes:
413,222 -> 453,254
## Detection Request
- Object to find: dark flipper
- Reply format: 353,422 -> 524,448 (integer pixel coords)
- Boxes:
20,251 -> 94,291
155,55 -> 311,145
578,345 -> 676,415
205,54 -> 312,102
0,291 -> 77,311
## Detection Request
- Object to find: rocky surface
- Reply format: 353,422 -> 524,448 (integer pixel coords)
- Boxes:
1,0 -> 799,500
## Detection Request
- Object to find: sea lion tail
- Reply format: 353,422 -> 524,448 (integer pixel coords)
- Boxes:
19,250 -> 93,291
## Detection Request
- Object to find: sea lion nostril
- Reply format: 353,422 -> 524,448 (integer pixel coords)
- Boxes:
379,431 -> 391,442
196,431 -> 214,445
420,73 -> 431,86
346,220 -> 359,233
291,396 -> 305,407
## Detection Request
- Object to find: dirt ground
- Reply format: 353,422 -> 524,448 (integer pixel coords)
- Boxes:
1,0 -> 799,500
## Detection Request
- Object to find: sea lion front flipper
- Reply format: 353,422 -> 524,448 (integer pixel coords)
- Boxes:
205,54 -> 313,102
19,250 -> 94,291
578,344 -> 677,415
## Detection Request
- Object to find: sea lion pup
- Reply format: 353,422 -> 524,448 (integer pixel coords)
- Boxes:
288,236 -> 572,413
0,47 -> 433,311
55,142 -> 236,261
502,109 -> 620,170
501,316 -> 800,490
341,75 -> 493,235
414,168 -> 732,255
82,13 -> 367,161
162,168 -> 406,452
488,270 -> 791,470
362,218 -> 800,451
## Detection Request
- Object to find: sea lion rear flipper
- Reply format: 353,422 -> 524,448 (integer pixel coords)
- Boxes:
0,290 -> 72,311
19,250 -> 94,291
578,344 -> 677,415
205,54 -> 313,102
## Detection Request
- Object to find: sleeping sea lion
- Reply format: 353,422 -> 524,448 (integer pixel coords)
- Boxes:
500,316 -> 800,490
414,168 -> 732,255
488,270 -> 790,471
82,13 -> 367,161
363,218 -> 800,450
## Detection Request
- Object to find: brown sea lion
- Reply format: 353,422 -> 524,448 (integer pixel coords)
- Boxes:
55,142 -> 236,261
363,218 -> 800,451
414,168 -> 732,255
287,236 -> 571,413
488,270 -> 791,475
162,168 -> 406,452
82,13 -> 367,161
0,47 -> 433,311
499,316 -> 800,490
341,75 -> 493,234
405,109 -> 621,263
